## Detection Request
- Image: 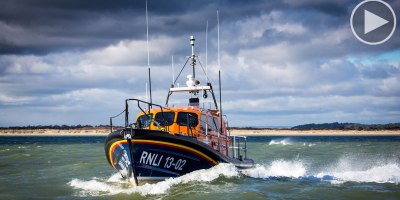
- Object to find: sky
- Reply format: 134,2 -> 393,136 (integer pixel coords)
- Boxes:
0,0 -> 399,127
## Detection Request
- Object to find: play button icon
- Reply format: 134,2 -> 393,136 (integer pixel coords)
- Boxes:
351,0 -> 396,45
364,10 -> 388,34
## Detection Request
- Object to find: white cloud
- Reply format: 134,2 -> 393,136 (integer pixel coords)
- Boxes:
273,23 -> 307,35
85,36 -> 182,66
0,2 -> 399,127
0,93 -> 35,106
2,55 -> 57,74
379,77 -> 400,95
225,95 -> 400,126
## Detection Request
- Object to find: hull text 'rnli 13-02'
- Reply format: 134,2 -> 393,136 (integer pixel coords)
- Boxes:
105,35 -> 254,185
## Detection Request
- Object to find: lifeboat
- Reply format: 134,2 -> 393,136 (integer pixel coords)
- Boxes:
105,36 -> 254,185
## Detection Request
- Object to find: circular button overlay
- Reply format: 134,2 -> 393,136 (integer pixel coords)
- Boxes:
350,0 -> 396,45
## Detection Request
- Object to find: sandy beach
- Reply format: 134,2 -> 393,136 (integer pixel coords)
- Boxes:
229,129 -> 400,136
1,128 -> 399,136
0,128 -> 110,136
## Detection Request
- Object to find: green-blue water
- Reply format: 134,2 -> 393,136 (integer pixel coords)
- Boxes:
0,136 -> 399,199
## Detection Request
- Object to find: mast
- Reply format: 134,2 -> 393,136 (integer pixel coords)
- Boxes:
217,10 -> 220,71
206,21 -> 208,82
148,68 -> 152,108
190,35 -> 196,79
145,83 -> 148,102
171,56 -> 175,87
146,0 -> 152,107
146,0 -> 150,68
165,35 -> 219,110
217,10 -> 222,152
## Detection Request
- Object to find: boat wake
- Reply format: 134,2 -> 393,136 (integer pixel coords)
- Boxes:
68,163 -> 239,197
242,157 -> 400,184
69,156 -> 400,197
243,159 -> 306,178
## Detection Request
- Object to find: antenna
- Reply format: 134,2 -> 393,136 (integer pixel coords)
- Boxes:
146,0 -> 150,67
171,56 -> 175,86
145,83 -> 148,102
218,70 -> 222,152
148,68 -> 152,106
217,10 -> 222,152
190,35 -> 196,79
217,10 -> 220,70
206,20 -> 208,81
146,0 -> 152,106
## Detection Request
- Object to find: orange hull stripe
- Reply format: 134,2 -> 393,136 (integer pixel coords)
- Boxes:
109,139 -> 218,168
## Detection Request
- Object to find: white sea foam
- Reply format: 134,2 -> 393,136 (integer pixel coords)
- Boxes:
68,163 -> 239,197
268,138 -> 315,147
0,149 -> 10,152
70,156 -> 400,197
244,156 -> 400,184
268,138 -> 293,145
303,143 -> 315,147
315,157 -> 400,184
243,159 -> 306,178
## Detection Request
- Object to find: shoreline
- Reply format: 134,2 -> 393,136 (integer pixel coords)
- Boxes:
1,129 -> 400,136
229,129 -> 400,136
0,129 -> 110,136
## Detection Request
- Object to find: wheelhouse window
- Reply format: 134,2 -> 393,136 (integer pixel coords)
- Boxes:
136,114 -> 153,128
154,112 -> 175,126
200,114 -> 207,131
177,112 -> 198,127
209,116 -> 220,131
200,114 -> 220,132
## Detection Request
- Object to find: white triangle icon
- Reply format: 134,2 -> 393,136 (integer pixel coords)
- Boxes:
364,9 -> 389,34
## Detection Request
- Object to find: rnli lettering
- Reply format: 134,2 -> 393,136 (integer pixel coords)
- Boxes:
139,151 -> 148,164
139,150 -> 163,167
139,150 -> 186,171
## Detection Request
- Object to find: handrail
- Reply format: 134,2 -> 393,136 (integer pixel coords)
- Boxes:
125,98 -> 171,131
109,109 -> 126,132
230,135 -> 248,160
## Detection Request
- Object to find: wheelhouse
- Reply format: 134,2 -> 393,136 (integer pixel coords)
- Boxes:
134,105 -> 229,155
135,107 -> 200,134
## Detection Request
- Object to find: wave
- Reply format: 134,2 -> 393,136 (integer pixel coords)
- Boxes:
0,148 -> 10,152
243,157 -> 400,184
68,163 -> 239,197
303,143 -> 315,147
69,158 -> 400,197
243,159 -> 306,178
314,157 -> 400,184
268,138 -> 293,145
268,138 -> 315,147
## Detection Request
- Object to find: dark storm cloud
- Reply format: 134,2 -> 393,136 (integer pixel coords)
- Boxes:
0,0 -> 330,56
283,0 -> 351,16
1,0 -> 399,55
1,0 -> 399,126
0,0 -> 275,55
0,0 -> 147,54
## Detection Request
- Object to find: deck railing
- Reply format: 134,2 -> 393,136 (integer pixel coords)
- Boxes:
230,135 -> 248,160
109,99 -> 170,133
125,98 -> 170,131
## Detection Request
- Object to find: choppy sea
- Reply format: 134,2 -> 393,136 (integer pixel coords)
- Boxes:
0,135 -> 399,199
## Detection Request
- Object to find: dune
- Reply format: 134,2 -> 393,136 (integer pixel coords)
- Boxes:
1,128 -> 399,136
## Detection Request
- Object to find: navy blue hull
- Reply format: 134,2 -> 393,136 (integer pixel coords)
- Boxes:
105,129 -> 253,183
